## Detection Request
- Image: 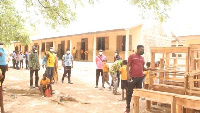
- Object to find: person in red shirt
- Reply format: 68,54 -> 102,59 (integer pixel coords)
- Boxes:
125,45 -> 153,113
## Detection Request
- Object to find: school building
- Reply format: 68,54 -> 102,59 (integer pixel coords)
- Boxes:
14,22 -> 172,63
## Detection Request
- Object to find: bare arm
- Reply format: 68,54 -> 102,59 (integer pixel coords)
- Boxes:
46,53 -> 49,64
71,56 -> 73,68
126,62 -> 131,82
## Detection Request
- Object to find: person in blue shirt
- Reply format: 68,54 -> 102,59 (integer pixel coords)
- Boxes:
42,52 -> 47,69
62,49 -> 73,84
0,42 -> 7,86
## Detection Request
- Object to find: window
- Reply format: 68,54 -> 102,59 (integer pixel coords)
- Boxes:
97,37 -> 109,50
41,42 -> 45,52
116,35 -> 132,51
171,45 -> 183,57
178,54 -> 182,57
172,53 -> 182,57
46,42 -> 53,51
25,45 -> 28,52
172,53 -> 176,57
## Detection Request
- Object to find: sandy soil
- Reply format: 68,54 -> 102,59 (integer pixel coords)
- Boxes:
2,61 -> 170,113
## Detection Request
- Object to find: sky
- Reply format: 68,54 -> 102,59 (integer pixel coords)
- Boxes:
15,0 -> 200,40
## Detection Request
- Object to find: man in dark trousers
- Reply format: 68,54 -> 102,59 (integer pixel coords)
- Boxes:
95,49 -> 106,88
125,45 -> 153,113
62,49 -> 73,84
46,47 -> 55,83
29,46 -> 40,89
0,42 -> 7,86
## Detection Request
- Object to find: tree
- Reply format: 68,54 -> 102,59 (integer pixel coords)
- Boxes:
1,0 -> 176,45
128,0 -> 178,22
0,0 -> 95,45
0,0 -> 30,45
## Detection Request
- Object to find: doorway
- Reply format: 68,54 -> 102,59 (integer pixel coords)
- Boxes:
81,38 -> 88,60
57,41 -> 65,60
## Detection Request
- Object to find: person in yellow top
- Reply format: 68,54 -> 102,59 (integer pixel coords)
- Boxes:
119,60 -> 128,101
102,59 -> 111,90
39,73 -> 52,97
46,47 -> 55,83
72,47 -> 77,60
143,62 -> 151,89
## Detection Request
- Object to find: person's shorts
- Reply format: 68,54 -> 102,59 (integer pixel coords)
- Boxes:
121,80 -> 128,89
46,67 -> 54,76
103,72 -> 109,81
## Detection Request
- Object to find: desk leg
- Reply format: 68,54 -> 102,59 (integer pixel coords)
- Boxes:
146,100 -> 151,110
176,104 -> 183,113
134,96 -> 139,113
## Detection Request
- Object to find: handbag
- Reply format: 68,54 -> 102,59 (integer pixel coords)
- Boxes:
44,89 -> 51,97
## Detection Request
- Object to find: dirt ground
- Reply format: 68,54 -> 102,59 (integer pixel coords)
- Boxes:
2,61 -> 171,113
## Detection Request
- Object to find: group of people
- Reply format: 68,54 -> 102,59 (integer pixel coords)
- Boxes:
95,45 -> 154,113
0,42 -> 74,97
11,51 -> 29,70
0,40 -> 154,112
29,46 -> 74,96
95,49 -> 128,100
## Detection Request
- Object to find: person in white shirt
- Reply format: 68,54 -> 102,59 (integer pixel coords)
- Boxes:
19,52 -> 24,69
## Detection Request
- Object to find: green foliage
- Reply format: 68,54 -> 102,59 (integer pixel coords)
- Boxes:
0,0 -> 30,45
25,0 -> 96,30
1,0 -> 176,46
0,0 -> 95,45
129,0 -> 178,22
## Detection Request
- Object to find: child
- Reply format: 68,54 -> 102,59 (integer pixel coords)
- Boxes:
143,62 -> 151,89
119,60 -> 128,100
39,73 -> 52,97
102,59 -> 111,90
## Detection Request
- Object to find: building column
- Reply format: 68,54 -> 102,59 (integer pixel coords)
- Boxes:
39,41 -> 42,59
125,29 -> 129,60
93,35 -> 96,62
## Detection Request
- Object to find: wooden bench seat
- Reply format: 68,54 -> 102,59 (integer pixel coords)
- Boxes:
152,84 -> 186,95
133,89 -> 178,113
176,95 -> 200,113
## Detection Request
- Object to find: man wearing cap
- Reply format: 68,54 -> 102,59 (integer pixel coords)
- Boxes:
0,42 -> 7,86
46,47 -> 55,83
29,46 -> 40,88
95,49 -> 106,88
